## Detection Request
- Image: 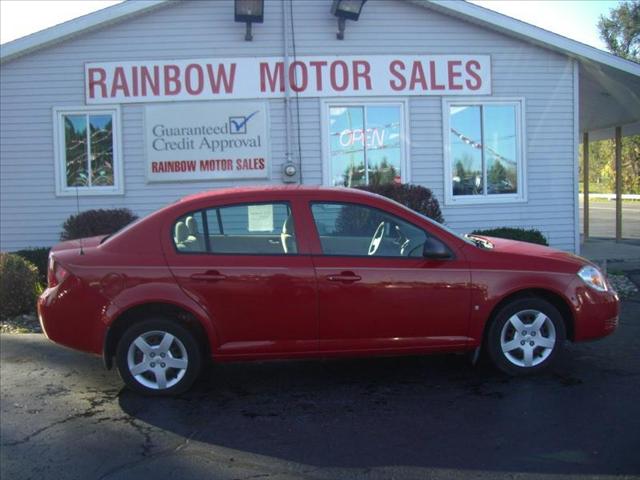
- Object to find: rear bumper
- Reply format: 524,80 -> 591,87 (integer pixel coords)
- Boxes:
38,277 -> 107,356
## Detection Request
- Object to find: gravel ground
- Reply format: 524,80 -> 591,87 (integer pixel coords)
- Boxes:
0,313 -> 42,334
608,273 -> 639,298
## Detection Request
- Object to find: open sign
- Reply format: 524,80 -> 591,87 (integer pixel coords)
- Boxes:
339,128 -> 386,148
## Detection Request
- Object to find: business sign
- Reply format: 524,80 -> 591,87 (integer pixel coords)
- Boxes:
86,55 -> 491,104
145,101 -> 269,182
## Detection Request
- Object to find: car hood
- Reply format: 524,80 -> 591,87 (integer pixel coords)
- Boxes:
468,235 -> 591,272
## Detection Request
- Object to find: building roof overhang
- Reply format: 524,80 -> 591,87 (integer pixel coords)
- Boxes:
413,1 -> 640,134
0,0 -> 170,63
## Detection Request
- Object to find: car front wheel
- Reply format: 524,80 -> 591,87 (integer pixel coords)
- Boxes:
487,297 -> 566,375
115,318 -> 202,395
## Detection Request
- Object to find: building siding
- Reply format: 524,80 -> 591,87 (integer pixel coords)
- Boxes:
0,0 -> 576,251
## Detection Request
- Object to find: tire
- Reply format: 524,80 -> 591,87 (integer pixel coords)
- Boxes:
115,318 -> 202,396
487,297 -> 566,375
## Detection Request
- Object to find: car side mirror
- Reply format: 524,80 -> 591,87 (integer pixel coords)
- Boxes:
422,237 -> 452,260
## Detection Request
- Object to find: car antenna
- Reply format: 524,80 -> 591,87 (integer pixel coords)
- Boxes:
75,185 -> 84,255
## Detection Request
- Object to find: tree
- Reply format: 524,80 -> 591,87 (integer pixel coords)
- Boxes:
340,158 -> 399,187
488,160 -> 507,191
580,1 -> 640,195
598,0 -> 639,62
579,136 -> 640,194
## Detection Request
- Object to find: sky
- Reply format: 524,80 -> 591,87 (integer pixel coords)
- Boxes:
0,0 -> 623,51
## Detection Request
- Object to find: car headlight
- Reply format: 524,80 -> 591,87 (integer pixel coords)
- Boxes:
577,265 -> 608,292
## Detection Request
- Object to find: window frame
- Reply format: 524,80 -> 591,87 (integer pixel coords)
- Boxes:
320,98 -> 410,187
442,97 -> 527,205
308,200 -> 453,260
171,201 -> 299,256
53,105 -> 124,196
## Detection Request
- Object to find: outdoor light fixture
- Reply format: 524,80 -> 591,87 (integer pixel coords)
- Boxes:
234,0 -> 264,41
331,0 -> 367,40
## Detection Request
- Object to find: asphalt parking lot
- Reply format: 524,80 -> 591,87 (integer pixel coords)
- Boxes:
2,298 -> 640,480
580,201 -> 640,240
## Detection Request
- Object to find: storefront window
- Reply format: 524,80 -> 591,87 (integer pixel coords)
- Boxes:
327,103 -> 404,187
446,100 -> 524,203
54,107 -> 122,196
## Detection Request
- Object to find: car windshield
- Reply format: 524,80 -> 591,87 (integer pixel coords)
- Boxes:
414,212 -> 480,247
373,194 -> 480,247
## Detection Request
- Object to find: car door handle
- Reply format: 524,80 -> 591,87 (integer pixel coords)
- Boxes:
190,271 -> 227,282
327,272 -> 362,283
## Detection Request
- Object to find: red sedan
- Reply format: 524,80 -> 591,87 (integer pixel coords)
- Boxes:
38,186 -> 619,395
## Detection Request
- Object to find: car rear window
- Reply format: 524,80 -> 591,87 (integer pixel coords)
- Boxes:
172,202 -> 297,255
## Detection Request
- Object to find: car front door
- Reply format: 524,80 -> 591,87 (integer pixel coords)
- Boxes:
164,199 -> 317,358
308,201 -> 472,353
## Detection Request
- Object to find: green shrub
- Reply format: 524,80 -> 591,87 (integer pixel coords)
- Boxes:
15,247 -> 50,285
356,183 -> 444,223
0,253 -> 42,320
61,208 -> 138,241
471,227 -> 549,246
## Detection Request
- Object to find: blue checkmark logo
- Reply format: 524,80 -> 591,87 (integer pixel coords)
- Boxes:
229,111 -> 259,134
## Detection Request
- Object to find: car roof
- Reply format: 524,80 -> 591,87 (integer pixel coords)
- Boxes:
177,185 -> 382,204
104,184 -> 463,254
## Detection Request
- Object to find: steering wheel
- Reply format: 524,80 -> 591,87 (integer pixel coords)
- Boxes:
368,222 -> 386,256
405,241 -> 424,257
390,225 -> 412,256
400,238 -> 412,256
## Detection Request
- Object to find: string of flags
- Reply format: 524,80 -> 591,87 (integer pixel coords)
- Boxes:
450,127 -> 516,166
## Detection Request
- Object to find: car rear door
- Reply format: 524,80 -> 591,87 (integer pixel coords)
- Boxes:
307,200 -> 472,353
163,197 -> 318,358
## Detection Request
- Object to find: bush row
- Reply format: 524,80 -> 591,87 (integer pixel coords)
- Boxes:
356,183 -> 445,224
472,227 -> 549,246
2,209 -> 138,320
14,247 -> 49,284
61,208 -> 138,241
359,184 -> 548,246
0,253 -> 42,320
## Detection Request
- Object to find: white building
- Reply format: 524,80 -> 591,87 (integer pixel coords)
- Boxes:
2,0 -> 639,252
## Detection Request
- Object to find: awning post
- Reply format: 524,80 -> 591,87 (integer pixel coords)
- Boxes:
615,126 -> 622,241
583,132 -> 589,240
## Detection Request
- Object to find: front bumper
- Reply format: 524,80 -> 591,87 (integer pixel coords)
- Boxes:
572,280 -> 620,341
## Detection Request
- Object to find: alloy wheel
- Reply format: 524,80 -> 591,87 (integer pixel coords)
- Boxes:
499,309 -> 556,368
126,330 -> 189,390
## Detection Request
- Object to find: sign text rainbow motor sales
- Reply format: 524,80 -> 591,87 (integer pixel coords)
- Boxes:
85,55 -> 491,103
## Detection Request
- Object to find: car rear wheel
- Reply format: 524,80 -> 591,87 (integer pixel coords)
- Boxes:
487,297 -> 566,375
115,318 -> 202,395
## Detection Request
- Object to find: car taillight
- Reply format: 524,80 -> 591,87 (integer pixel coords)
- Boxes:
48,258 -> 69,288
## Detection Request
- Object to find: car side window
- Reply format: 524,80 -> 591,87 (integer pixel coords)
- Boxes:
310,202 -> 429,257
173,203 -> 297,255
173,212 -> 207,253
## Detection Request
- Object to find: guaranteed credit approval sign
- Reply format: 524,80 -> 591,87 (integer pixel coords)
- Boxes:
145,101 -> 269,182
86,55 -> 491,104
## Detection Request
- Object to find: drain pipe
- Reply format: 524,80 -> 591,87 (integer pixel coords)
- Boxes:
281,0 -> 300,183
282,0 -> 292,168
